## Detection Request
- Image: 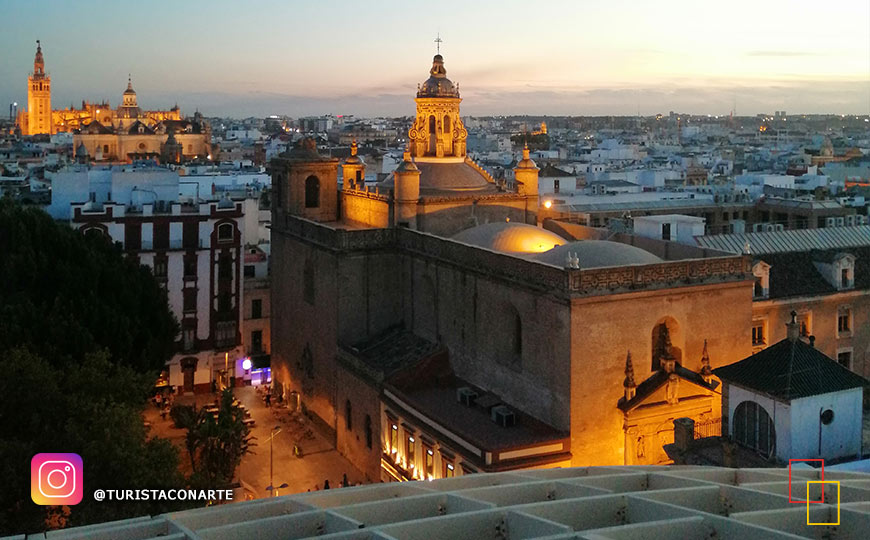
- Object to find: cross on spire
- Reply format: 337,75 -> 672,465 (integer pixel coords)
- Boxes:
434,33 -> 443,54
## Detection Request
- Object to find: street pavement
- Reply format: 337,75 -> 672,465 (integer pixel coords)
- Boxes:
143,386 -> 366,501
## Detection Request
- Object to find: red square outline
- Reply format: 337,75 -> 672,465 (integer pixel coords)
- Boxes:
789,459 -> 824,503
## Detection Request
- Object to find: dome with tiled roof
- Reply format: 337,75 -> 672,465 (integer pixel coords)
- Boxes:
417,55 -> 459,98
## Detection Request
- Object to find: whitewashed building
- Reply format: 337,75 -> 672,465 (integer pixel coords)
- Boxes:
714,313 -> 867,462
50,165 -> 247,393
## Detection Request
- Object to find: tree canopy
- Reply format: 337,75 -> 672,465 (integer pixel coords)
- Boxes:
0,198 -> 184,535
0,197 -> 178,373
175,389 -> 255,488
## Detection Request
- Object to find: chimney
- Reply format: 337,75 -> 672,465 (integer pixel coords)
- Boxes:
673,417 -> 695,452
809,335 -> 816,348
786,310 -> 799,342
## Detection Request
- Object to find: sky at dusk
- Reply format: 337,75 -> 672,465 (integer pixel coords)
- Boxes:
1,0 -> 868,118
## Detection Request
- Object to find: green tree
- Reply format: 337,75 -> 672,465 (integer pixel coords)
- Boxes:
0,197 -> 178,373
0,199 -> 186,535
185,390 -> 255,488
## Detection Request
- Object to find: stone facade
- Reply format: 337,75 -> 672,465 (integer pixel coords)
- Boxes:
271,211 -> 755,470
269,52 -> 757,479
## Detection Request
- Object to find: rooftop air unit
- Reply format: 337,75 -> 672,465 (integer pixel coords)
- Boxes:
456,387 -> 478,407
491,405 -> 516,428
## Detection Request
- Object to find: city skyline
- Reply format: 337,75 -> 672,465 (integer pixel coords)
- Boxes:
1,0 -> 869,118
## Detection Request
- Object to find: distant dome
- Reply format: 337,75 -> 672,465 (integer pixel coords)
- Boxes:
452,222 -> 567,254
535,240 -> 662,268
417,55 -> 460,98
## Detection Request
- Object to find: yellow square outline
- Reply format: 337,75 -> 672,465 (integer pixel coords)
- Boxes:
806,480 -> 840,526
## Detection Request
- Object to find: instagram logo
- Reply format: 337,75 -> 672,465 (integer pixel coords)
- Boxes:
31,453 -> 83,505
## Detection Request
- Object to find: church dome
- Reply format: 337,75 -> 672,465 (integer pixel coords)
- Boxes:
379,160 -> 494,194
417,55 -> 460,98
124,77 -> 136,95
452,222 -> 567,254
535,240 -> 662,269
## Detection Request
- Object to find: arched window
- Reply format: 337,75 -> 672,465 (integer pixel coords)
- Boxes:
304,175 -> 320,208
303,259 -> 315,305
345,399 -> 353,431
443,115 -> 451,133
217,223 -> 233,243
103,144 -> 109,154
81,226 -> 105,238
502,305 -> 523,371
512,312 -> 522,356
364,415 -> 373,449
428,115 -> 436,134
733,401 -> 776,458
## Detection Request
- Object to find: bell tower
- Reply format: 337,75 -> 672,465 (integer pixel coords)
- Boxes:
407,53 -> 467,159
341,141 -> 366,189
26,40 -> 53,135
271,137 -> 339,223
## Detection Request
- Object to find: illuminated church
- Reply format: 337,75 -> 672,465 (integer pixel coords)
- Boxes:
17,41 -> 209,162
271,50 -> 753,482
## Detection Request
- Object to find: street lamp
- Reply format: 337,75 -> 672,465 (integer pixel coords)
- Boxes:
267,425 -> 281,497
266,482 -> 288,497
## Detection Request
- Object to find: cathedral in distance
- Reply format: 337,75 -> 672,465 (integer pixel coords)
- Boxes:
16,41 -> 209,162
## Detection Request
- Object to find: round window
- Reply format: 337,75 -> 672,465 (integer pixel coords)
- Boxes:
820,409 -> 834,425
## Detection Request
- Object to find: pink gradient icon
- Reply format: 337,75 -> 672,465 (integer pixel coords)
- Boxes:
31,453 -> 83,505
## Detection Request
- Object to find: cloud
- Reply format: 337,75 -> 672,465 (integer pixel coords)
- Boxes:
745,50 -> 820,57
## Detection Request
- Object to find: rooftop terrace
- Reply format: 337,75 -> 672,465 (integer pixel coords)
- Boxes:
27,465 -> 870,539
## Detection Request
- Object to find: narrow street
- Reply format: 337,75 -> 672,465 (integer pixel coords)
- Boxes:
144,386 -> 366,501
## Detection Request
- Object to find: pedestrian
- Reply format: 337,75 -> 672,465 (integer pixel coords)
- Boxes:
323,479 -> 330,490
265,392 -> 272,407
341,473 -> 349,488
